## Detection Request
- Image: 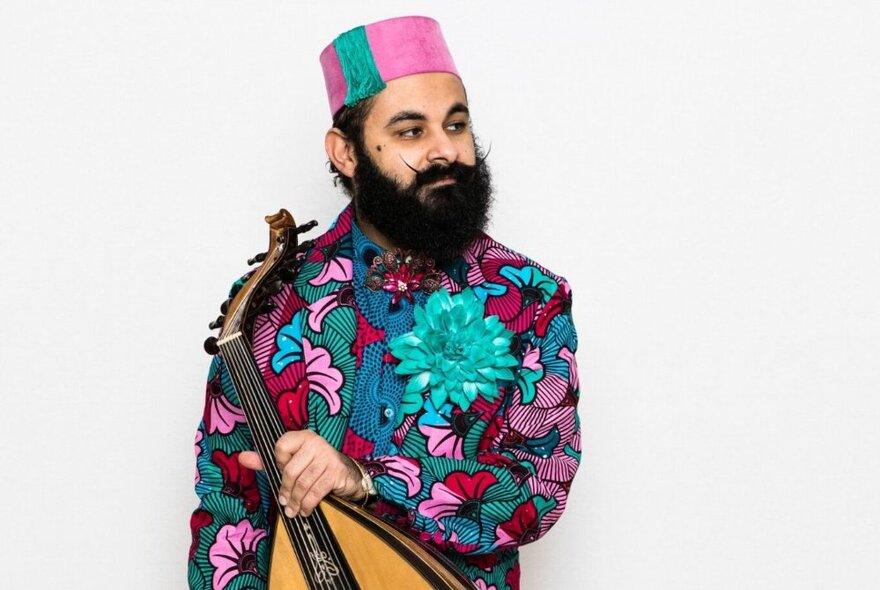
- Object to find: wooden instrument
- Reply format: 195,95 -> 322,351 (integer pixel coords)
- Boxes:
205,210 -> 475,590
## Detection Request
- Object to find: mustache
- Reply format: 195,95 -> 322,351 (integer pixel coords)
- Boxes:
400,146 -> 492,189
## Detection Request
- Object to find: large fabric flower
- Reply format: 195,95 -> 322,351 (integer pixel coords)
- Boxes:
390,288 -> 517,412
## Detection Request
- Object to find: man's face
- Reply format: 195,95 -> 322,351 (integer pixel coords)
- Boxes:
349,73 -> 493,261
360,72 -> 477,185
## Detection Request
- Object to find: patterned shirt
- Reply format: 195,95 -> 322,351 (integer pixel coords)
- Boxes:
189,205 -> 581,590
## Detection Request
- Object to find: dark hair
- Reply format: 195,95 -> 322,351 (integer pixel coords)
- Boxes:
328,97 -> 376,194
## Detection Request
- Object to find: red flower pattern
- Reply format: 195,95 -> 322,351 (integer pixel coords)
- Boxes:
189,509 -> 213,561
495,499 -> 542,547
212,450 -> 261,513
418,471 -> 498,527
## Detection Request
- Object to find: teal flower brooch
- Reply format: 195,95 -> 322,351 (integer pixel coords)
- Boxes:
390,288 -> 518,412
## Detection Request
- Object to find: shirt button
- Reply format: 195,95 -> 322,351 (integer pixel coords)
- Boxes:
383,407 -> 394,419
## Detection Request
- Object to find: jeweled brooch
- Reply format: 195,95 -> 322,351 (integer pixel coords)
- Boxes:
365,249 -> 441,304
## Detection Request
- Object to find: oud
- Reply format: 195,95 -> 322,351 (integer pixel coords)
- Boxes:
205,210 -> 475,590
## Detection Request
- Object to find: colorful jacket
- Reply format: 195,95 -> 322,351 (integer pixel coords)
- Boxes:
189,204 -> 581,590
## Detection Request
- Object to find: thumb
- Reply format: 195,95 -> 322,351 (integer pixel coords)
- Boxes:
238,450 -> 265,471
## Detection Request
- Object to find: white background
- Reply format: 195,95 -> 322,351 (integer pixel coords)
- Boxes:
1,1 -> 878,588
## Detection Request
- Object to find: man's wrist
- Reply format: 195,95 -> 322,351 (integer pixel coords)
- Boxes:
349,457 -> 377,505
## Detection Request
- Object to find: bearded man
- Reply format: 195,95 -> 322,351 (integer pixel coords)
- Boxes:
189,16 -> 581,590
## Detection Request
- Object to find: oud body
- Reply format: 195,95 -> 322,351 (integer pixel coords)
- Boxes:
267,499 -> 467,589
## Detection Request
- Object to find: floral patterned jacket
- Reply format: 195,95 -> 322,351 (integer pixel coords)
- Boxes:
189,205 -> 581,590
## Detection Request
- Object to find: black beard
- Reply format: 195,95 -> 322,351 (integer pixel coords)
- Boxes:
351,142 -> 493,262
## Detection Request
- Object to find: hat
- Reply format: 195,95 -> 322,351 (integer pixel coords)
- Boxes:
319,16 -> 460,117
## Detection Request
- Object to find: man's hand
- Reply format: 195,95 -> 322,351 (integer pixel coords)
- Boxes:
238,430 -> 364,518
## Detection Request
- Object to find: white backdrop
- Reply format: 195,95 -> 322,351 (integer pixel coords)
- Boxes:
1,1 -> 878,588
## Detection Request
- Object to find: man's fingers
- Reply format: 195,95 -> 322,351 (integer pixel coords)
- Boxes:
272,430 -> 359,517
237,451 -> 264,471
274,430 -> 313,468
286,463 -> 328,517
299,473 -> 337,517
278,444 -> 316,508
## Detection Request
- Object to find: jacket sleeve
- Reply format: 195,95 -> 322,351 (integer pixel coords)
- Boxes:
189,281 -> 273,589
365,280 -> 581,555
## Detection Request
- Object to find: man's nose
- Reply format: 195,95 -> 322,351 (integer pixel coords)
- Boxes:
425,128 -> 459,165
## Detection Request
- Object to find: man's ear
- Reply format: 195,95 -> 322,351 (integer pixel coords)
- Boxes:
325,128 -> 357,179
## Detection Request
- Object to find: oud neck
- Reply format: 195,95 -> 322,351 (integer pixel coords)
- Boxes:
219,332 -> 286,492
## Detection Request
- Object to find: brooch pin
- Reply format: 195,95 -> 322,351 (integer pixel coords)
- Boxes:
365,249 -> 440,304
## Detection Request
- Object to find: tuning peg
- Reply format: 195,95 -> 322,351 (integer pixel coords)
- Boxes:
258,301 -> 276,314
204,336 -> 219,355
208,315 -> 225,330
248,252 -> 267,265
295,239 -> 315,253
296,220 -> 319,235
220,298 -> 232,314
279,266 -> 298,283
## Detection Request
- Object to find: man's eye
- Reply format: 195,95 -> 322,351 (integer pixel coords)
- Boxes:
399,128 -> 422,138
447,121 -> 467,132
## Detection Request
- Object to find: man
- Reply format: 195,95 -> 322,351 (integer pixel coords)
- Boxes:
189,16 -> 581,590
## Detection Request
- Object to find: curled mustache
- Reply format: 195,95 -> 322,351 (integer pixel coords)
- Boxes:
399,144 -> 493,188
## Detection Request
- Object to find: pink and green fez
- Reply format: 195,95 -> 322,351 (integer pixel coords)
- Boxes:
320,16 -> 460,117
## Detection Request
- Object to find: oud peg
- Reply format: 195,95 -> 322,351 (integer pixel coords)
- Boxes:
203,336 -> 219,356
295,239 -> 315,254
279,266 -> 298,283
248,252 -> 267,265
296,220 -> 319,235
258,301 -> 276,314
208,315 -> 225,330
220,298 -> 232,314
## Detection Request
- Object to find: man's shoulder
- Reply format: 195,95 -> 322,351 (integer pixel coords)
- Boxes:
465,232 -> 571,293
